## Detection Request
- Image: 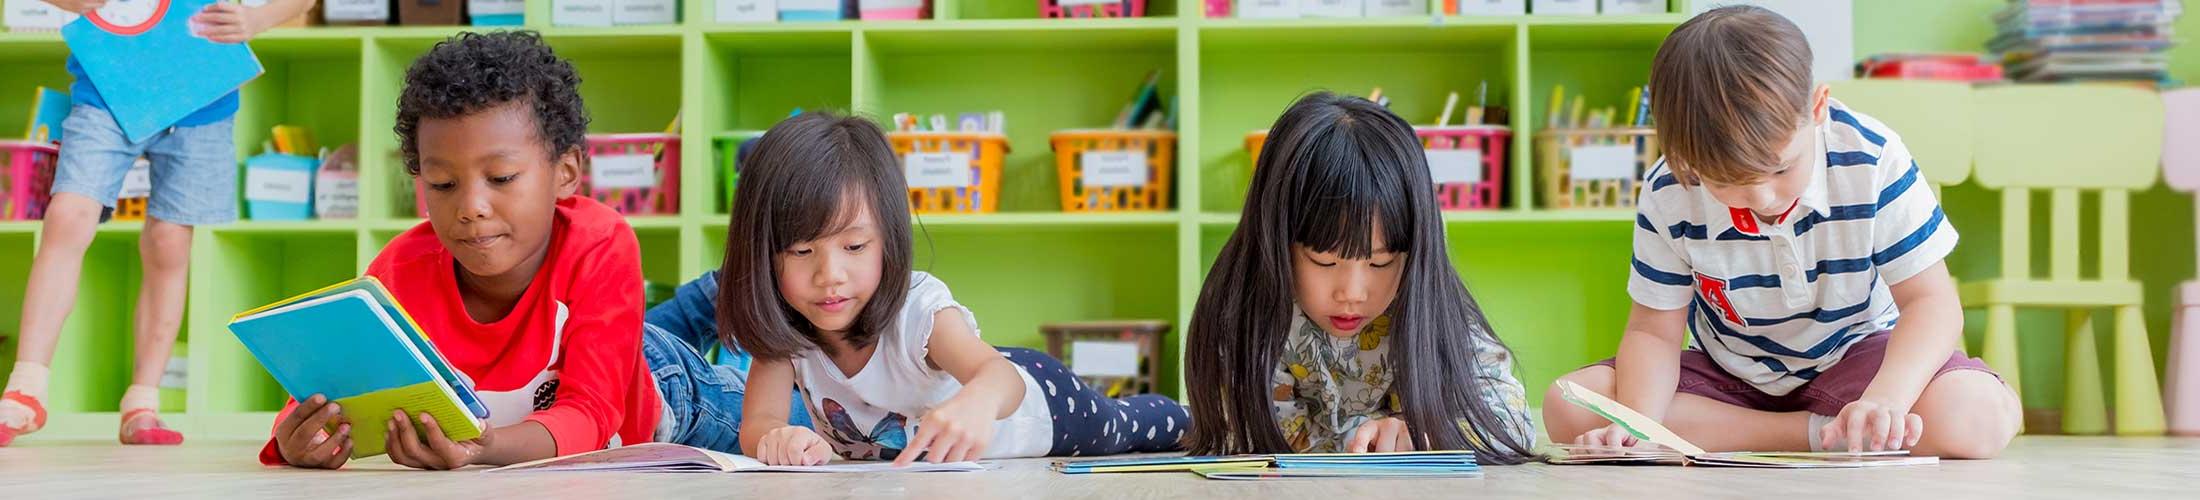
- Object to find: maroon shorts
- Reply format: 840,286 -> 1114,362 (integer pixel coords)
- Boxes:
1588,332 -> 2001,416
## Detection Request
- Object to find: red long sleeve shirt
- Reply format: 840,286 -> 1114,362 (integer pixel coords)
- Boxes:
261,196 -> 659,466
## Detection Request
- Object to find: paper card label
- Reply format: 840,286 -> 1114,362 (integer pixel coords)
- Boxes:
7,0 -> 82,28
1303,0 -> 1364,17
716,0 -> 777,21
613,0 -> 677,24
1238,0 -> 1301,18
591,154 -> 658,189
1569,145 -> 1637,181
323,0 -> 390,21
1365,0 -> 1427,16
859,0 -> 923,9
1081,150 -> 1149,188
904,152 -> 974,189
1457,0 -> 1525,14
118,158 -> 152,199
245,167 -> 311,204
780,0 -> 840,11
554,0 -> 615,26
1426,148 -> 1484,185
1070,341 -> 1141,377
470,0 -> 524,15
1532,0 -> 1596,14
316,174 -> 359,218
1600,0 -> 1662,14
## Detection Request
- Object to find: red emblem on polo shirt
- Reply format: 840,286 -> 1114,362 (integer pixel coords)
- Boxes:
1697,273 -> 1743,324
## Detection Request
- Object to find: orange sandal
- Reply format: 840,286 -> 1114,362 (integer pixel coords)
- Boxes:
0,390 -> 47,447
120,408 -> 184,446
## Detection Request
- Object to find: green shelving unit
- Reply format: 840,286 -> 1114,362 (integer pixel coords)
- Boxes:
0,1 -> 1705,440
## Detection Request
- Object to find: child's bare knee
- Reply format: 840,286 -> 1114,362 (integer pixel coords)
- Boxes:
1914,370 -> 2019,459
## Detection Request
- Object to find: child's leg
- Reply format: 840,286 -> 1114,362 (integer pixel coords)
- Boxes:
996,348 -> 1187,457
1544,364 -> 1812,452
113,115 -> 238,445
117,217 -> 192,445
1796,333 -> 2019,459
641,323 -> 810,454
1,105 -> 145,446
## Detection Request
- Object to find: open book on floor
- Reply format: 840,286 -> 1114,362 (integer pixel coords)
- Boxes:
1551,380 -> 1939,468
487,442 -> 992,473
1054,451 -> 1482,479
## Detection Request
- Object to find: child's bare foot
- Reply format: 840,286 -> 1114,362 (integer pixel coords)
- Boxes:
0,390 -> 49,447
119,409 -> 184,446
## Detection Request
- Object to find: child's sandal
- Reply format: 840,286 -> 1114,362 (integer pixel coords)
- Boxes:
119,408 -> 184,446
0,390 -> 48,446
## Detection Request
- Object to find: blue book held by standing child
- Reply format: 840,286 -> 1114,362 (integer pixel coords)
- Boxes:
61,0 -> 261,143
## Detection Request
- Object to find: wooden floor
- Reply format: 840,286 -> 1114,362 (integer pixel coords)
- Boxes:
4,436 -> 2195,499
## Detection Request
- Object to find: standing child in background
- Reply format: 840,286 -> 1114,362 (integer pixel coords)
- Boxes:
722,112 -> 1187,467
1542,6 -> 2021,458
0,0 -> 319,447
1181,92 -> 1537,463
261,31 -> 777,470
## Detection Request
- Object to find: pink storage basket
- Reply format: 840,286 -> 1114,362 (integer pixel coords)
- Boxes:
580,133 -> 682,216
860,0 -> 931,19
1040,0 -> 1146,18
1417,126 -> 1508,211
1204,0 -> 1229,17
1,141 -> 59,221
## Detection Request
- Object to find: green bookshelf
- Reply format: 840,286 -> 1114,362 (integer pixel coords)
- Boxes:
0,2 -> 1705,440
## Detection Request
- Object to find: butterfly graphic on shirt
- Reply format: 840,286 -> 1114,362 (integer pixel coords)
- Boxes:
818,397 -> 910,461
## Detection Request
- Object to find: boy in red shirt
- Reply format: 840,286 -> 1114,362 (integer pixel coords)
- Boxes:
259,32 -> 740,469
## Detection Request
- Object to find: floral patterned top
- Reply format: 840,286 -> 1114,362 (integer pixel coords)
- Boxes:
1269,308 -> 1536,453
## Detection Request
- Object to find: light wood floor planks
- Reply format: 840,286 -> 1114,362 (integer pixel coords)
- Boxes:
4,436 -> 2196,499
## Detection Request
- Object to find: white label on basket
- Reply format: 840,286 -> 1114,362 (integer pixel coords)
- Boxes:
614,0 -> 677,24
1238,0 -> 1301,18
1365,0 -> 1427,16
904,152 -> 973,189
316,173 -> 359,219
592,154 -> 658,189
1569,145 -> 1636,181
1459,0 -> 1525,15
6,0 -> 80,29
117,158 -> 152,199
716,0 -> 777,21
322,0 -> 389,22
1600,0 -> 1660,14
1531,0 -> 1596,15
472,0 -> 524,15
1058,0 -> 1115,6
245,168 -> 311,204
1081,150 -> 1148,188
1071,341 -> 1140,377
1426,148 -> 1484,185
553,0 -> 615,26
1304,0 -> 1364,18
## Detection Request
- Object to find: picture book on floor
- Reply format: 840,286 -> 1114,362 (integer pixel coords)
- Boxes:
226,276 -> 488,459
1552,380 -> 1939,468
486,442 -> 991,474
1054,450 -> 1482,480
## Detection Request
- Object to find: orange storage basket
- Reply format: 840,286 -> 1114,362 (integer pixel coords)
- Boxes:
889,132 -> 1008,214
1535,128 -> 1659,210
1049,130 -> 1174,212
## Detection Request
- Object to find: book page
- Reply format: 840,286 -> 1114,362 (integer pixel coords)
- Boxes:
1555,380 -> 1707,456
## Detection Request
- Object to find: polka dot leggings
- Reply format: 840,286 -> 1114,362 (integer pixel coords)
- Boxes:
997,347 -> 1188,457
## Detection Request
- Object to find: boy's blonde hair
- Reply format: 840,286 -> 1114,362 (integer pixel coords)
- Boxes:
1648,5 -> 1815,186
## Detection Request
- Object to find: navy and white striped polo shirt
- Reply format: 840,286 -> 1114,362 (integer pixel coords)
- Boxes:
1627,99 -> 1958,396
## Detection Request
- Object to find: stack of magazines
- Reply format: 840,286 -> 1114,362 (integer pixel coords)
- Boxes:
1990,0 -> 2184,85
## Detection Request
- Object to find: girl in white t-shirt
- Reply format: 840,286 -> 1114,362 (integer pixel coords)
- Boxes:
720,112 -> 1187,466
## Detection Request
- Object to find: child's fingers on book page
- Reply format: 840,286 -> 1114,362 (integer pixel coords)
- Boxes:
1906,413 -> 1925,448
799,432 -> 832,465
896,425 -> 940,467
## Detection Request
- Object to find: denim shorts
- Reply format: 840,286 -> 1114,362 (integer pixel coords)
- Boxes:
48,104 -> 238,226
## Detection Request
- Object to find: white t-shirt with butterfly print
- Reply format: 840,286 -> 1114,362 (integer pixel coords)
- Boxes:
787,272 -> 1054,461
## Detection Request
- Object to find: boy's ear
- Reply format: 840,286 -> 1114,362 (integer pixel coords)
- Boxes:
1810,84 -> 1833,124
554,146 -> 583,199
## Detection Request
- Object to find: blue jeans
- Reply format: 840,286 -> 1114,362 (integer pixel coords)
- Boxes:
49,104 -> 237,225
643,272 -> 810,453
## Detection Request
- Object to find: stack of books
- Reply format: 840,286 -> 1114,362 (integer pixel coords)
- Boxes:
1990,0 -> 2184,85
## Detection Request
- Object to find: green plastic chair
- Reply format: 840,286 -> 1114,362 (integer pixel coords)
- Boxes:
1826,80 -> 1974,190
1966,85 -> 2165,436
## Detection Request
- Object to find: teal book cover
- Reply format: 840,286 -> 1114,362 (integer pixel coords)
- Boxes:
61,0 -> 261,143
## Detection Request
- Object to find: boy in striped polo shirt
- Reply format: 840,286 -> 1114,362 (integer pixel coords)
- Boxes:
1541,6 -> 2020,459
